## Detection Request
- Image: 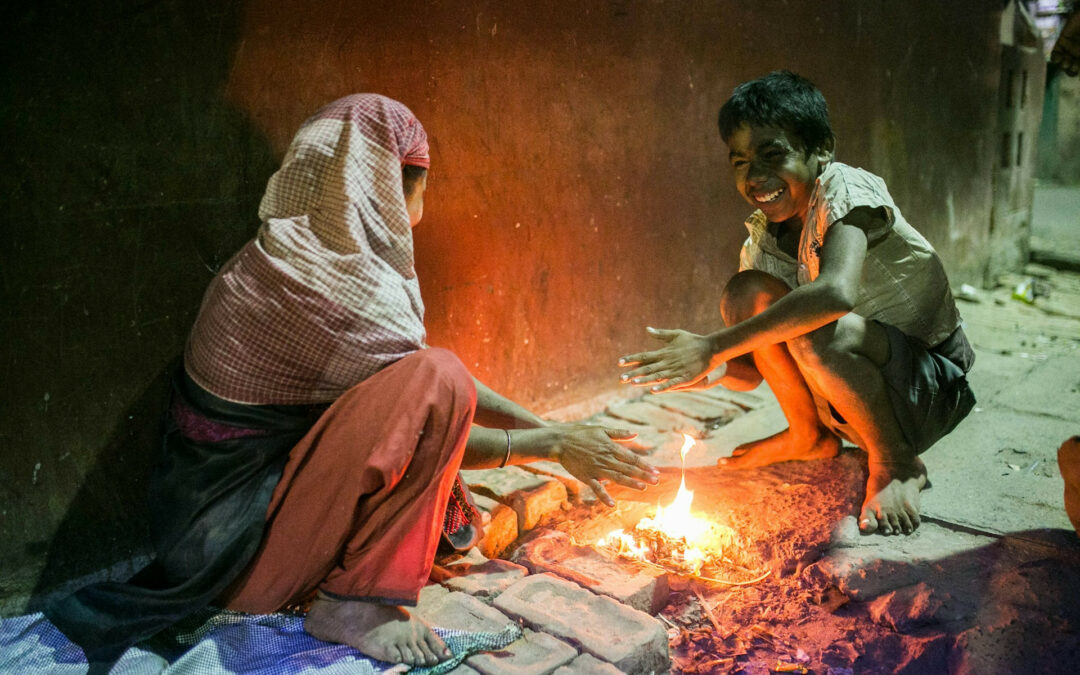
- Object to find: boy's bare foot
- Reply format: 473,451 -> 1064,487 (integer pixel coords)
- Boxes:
719,427 -> 840,469
304,593 -> 451,666
859,457 -> 928,535
1058,436 -> 1080,535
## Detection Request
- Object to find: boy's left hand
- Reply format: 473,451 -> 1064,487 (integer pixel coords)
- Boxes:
618,327 -> 715,392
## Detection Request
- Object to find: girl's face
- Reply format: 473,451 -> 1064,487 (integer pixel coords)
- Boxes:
406,171 -> 427,228
727,123 -> 832,226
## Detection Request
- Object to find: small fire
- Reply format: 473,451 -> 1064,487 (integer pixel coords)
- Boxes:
598,433 -> 741,576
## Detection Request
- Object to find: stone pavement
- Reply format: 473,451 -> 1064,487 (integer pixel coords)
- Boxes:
429,264 -> 1080,673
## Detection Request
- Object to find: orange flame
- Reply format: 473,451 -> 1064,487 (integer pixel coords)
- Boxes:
599,433 -> 737,575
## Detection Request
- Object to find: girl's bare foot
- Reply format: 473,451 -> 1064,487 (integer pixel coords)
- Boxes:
859,457 -> 928,535
1058,436 -> 1080,535
720,426 -> 840,469
304,593 -> 451,666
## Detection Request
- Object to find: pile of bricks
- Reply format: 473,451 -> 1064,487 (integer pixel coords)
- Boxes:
418,387 -> 773,674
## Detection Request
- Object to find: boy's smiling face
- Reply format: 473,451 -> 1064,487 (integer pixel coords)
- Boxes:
727,123 -> 833,225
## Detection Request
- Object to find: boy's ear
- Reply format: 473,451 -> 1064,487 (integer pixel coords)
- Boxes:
814,135 -> 836,164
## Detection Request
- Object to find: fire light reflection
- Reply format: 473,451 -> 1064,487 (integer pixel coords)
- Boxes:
597,433 -> 763,582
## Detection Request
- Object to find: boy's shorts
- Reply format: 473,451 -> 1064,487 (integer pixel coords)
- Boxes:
815,323 -> 976,454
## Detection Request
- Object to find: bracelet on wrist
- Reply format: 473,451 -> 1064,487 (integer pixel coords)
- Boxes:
499,428 -> 512,468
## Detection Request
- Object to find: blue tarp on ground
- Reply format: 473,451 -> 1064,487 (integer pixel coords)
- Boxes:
0,610 -> 521,674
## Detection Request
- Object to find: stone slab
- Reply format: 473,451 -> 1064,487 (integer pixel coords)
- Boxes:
471,492 -> 519,559
493,573 -> 669,674
552,653 -> 626,674
466,628 -> 577,675
462,467 -> 569,532
510,531 -> 669,615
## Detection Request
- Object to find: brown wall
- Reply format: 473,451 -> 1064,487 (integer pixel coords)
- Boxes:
0,0 -> 1002,610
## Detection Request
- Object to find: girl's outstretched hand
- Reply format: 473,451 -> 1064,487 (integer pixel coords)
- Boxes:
544,423 -> 659,506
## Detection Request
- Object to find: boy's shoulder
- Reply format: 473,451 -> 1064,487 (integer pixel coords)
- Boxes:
818,162 -> 892,196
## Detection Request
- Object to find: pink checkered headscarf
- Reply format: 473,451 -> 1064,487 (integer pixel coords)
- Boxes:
184,94 -> 432,404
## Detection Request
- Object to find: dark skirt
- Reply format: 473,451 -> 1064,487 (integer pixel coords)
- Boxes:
44,370 -> 324,663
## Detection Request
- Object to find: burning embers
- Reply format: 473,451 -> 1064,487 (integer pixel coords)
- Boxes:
597,434 -> 766,583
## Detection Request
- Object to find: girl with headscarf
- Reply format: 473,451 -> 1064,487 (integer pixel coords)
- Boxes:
47,94 -> 659,667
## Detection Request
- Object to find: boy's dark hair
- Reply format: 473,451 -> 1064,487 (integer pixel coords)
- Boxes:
717,70 -> 834,154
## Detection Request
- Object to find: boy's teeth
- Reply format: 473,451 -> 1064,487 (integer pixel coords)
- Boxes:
755,188 -> 784,203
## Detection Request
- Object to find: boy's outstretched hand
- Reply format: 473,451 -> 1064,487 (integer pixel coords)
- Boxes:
618,327 -> 718,392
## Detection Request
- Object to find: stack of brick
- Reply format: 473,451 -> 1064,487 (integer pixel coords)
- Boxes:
434,386 -> 764,672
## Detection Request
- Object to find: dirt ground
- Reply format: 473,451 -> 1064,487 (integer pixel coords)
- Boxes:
521,235 -> 1080,673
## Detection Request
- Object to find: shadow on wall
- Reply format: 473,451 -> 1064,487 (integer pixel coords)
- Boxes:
0,0 -> 277,610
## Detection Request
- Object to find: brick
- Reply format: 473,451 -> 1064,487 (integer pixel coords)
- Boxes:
462,467 -> 568,532
553,653 -> 626,674
419,582 -> 450,605
417,590 -> 515,633
640,432 -> 707,469
511,531 -> 669,615
466,628 -> 577,675
605,399 -> 697,432
585,413 -> 673,451
432,551 -> 529,602
697,386 -> 771,411
471,492 -> 519,559
519,460 -> 595,504
493,573 -> 669,674
646,391 -> 743,425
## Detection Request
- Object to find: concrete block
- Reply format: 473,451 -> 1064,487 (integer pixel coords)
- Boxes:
462,467 -> 568,532
417,590 -> 515,633
511,531 -> 669,615
493,573 -> 669,674
553,653 -> 626,674
466,628 -> 577,675
471,492 -> 519,559
432,552 -> 529,602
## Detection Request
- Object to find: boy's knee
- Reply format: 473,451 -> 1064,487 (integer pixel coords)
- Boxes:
788,315 -> 861,368
720,271 -> 791,324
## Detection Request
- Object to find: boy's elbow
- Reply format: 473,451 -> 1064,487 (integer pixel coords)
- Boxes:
823,282 -> 857,315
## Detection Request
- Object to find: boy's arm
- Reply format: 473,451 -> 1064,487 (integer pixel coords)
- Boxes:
620,207 -> 883,391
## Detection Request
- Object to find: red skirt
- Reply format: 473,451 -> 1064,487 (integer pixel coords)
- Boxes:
219,347 -> 476,610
